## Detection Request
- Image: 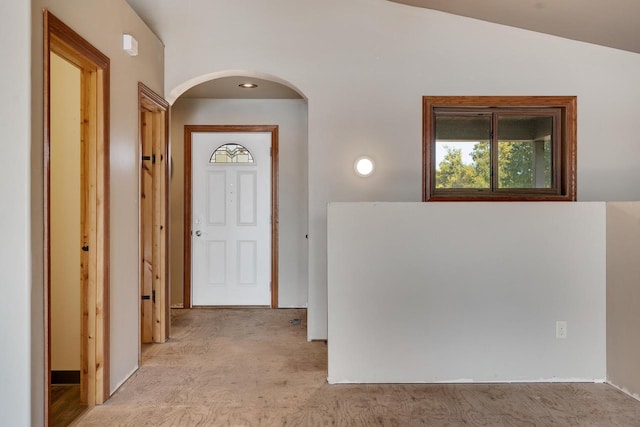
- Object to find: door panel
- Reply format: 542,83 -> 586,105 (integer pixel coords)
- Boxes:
207,171 -> 226,225
192,132 -> 271,306
238,240 -> 257,285
237,171 -> 257,225
207,241 -> 226,284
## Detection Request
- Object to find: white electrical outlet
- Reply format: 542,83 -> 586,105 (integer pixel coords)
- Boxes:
556,321 -> 567,339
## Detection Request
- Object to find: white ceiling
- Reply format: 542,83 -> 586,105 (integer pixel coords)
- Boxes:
390,0 -> 640,54
125,0 -> 639,99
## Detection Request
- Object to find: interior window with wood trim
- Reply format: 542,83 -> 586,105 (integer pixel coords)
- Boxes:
423,96 -> 576,201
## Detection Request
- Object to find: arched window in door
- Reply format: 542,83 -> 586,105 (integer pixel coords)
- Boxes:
209,143 -> 255,164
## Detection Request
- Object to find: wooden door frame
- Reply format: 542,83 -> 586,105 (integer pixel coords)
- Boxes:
183,125 -> 279,308
44,10 -> 110,419
138,82 -> 170,351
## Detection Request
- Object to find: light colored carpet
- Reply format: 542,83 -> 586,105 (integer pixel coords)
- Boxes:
75,308 -> 640,426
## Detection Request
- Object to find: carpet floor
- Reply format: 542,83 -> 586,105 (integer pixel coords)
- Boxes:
74,308 -> 640,426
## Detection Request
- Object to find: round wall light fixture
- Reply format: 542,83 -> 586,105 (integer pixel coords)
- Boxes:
354,156 -> 375,177
239,82 -> 258,88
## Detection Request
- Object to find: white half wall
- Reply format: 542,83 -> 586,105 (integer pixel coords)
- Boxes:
327,202 -> 606,383
170,98 -> 309,308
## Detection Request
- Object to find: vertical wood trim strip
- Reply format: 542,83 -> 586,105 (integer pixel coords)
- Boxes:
100,55 -> 111,406
422,98 -> 431,202
140,112 -> 154,343
79,72 -> 89,405
183,128 -> 193,308
86,67 -> 98,407
152,111 -> 163,342
137,108 -> 144,360
161,109 -> 171,340
43,11 -> 52,423
79,68 -> 91,406
271,127 -> 279,309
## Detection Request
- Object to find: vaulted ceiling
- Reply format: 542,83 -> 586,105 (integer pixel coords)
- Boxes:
125,0 -> 640,99
390,0 -> 640,54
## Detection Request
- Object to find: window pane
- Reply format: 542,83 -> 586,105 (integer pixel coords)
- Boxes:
424,96 -> 575,201
209,143 -> 254,164
435,116 -> 491,189
497,116 -> 552,189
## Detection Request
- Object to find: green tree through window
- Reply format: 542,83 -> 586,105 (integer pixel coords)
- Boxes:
436,140 -> 552,189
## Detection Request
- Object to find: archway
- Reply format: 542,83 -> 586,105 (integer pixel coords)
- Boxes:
168,72 -> 309,311
167,70 -> 307,105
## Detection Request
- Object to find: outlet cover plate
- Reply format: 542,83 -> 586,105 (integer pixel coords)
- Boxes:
556,321 -> 567,339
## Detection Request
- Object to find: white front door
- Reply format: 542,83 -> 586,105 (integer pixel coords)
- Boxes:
191,132 -> 271,306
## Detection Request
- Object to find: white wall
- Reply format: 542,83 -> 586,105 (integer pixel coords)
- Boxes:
29,0 -> 164,418
607,202 -> 640,398
50,53 -> 81,371
0,1 -> 31,425
170,99 -> 308,307
328,202 -> 606,383
127,0 -> 640,340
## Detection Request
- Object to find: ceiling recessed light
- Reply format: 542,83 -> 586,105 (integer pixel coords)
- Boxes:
239,83 -> 258,89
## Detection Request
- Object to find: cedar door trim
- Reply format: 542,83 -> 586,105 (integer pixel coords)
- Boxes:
138,82 -> 170,350
44,9 -> 111,420
183,125 -> 279,309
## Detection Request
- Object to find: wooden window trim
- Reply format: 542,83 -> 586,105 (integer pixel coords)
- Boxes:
423,96 -> 577,202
